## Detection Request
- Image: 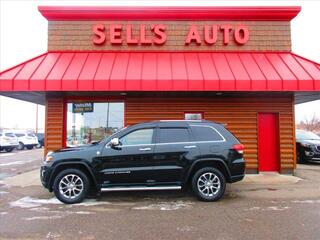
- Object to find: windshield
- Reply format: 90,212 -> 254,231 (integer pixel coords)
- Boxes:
296,131 -> 320,140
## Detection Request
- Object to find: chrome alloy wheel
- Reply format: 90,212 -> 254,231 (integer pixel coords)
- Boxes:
197,172 -> 221,197
59,174 -> 84,199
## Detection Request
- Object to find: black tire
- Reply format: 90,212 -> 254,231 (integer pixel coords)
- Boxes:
5,147 -> 13,152
53,169 -> 90,204
17,142 -> 25,150
297,152 -> 306,164
191,167 -> 226,202
26,145 -> 34,150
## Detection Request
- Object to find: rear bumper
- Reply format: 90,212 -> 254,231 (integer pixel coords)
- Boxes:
229,158 -> 245,183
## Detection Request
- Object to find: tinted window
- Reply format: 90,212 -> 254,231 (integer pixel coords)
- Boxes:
27,134 -> 36,137
15,134 -> 24,137
158,128 -> 190,143
296,131 -> 320,140
5,133 -> 15,137
120,128 -> 154,145
191,125 -> 224,141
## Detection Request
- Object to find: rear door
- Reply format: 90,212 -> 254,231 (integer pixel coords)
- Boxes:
153,126 -> 199,184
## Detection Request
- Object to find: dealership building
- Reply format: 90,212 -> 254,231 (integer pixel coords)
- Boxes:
0,6 -> 319,174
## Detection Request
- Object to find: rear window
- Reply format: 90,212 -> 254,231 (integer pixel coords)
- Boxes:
15,133 -> 25,137
27,133 -> 36,137
158,128 -> 190,143
5,133 -> 15,137
191,125 -> 224,141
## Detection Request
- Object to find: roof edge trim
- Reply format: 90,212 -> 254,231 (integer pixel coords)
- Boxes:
38,6 -> 301,21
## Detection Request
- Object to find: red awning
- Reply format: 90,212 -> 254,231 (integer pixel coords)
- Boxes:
1,52 -> 319,91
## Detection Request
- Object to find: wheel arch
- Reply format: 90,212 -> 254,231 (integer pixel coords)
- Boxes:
48,161 -> 97,191
185,159 -> 232,184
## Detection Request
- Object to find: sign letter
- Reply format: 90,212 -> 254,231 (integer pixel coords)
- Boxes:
185,25 -> 201,45
93,24 -> 106,45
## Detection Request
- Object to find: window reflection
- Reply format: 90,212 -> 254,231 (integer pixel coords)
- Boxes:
66,102 -> 124,147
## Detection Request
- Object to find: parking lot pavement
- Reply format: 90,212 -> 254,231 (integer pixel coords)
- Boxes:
0,148 -> 43,180
0,158 -> 320,240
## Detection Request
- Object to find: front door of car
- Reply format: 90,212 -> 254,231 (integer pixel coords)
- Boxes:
153,127 -> 199,184
97,128 -> 156,186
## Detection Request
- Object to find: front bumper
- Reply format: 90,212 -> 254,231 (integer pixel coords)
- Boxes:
40,165 -> 53,190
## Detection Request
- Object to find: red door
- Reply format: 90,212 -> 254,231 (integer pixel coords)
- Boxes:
258,113 -> 279,172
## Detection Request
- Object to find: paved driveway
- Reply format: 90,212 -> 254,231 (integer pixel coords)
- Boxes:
0,150 -> 320,240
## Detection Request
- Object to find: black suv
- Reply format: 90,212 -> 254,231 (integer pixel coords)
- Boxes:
41,120 -> 245,204
296,130 -> 320,163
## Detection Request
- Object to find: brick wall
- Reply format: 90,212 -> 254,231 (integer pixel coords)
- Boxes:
48,20 -> 291,51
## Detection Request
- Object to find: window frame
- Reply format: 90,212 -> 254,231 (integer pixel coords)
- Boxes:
118,127 -> 156,147
155,127 -> 193,144
64,98 -> 125,147
189,125 -> 226,142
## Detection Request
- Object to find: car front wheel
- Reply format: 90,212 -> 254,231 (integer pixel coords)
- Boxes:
53,169 -> 89,204
192,167 -> 226,202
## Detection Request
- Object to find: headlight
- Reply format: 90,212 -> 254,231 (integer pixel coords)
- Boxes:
44,151 -> 54,163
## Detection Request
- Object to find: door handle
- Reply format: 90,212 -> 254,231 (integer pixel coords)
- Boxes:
184,145 -> 196,149
139,147 -> 151,151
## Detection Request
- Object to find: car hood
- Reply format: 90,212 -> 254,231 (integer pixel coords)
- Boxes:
53,144 -> 93,153
298,139 -> 320,145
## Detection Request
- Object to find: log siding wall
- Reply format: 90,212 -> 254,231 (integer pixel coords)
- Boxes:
45,96 -> 295,173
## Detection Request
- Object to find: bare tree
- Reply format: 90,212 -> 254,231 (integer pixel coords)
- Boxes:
297,113 -> 320,132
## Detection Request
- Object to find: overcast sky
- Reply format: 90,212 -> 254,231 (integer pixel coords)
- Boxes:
0,0 -> 319,130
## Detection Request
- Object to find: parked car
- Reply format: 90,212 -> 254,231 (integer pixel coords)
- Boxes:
0,132 -> 19,152
14,132 -> 39,150
296,130 -> 320,163
36,133 -> 45,148
41,120 -> 245,204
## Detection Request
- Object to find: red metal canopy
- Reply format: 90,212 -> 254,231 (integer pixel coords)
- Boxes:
1,52 -> 319,92
38,6 -> 301,21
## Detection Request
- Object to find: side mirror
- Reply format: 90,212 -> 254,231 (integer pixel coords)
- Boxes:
110,138 -> 120,147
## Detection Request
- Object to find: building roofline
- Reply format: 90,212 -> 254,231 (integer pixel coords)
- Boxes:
38,6 -> 301,21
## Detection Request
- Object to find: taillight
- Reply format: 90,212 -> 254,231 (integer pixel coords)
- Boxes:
233,144 -> 244,154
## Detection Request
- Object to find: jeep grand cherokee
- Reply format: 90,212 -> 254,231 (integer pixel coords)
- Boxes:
41,120 -> 245,204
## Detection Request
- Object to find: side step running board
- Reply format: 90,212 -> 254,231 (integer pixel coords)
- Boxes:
101,186 -> 181,192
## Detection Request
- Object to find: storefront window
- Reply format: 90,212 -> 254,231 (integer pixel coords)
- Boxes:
66,102 -> 124,147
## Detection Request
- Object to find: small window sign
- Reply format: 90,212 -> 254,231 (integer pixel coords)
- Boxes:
185,113 -> 203,120
72,103 -> 94,113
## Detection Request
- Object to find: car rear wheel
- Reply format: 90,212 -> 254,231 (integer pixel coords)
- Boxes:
17,142 -> 24,150
26,145 -> 33,150
192,167 -> 226,202
53,169 -> 89,204
5,147 -> 14,152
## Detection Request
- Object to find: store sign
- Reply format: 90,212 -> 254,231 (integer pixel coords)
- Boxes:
92,24 -> 249,46
72,103 -> 94,113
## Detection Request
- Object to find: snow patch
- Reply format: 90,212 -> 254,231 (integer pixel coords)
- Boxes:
10,196 -> 110,209
0,212 -> 8,215
0,161 -> 24,167
0,191 -> 8,195
24,215 -> 63,221
10,197 -> 61,208
292,200 -> 320,204
132,201 -> 193,211
266,206 -> 290,211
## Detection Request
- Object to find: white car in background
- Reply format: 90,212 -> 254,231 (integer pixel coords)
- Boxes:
0,132 -> 19,152
14,132 -> 39,150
